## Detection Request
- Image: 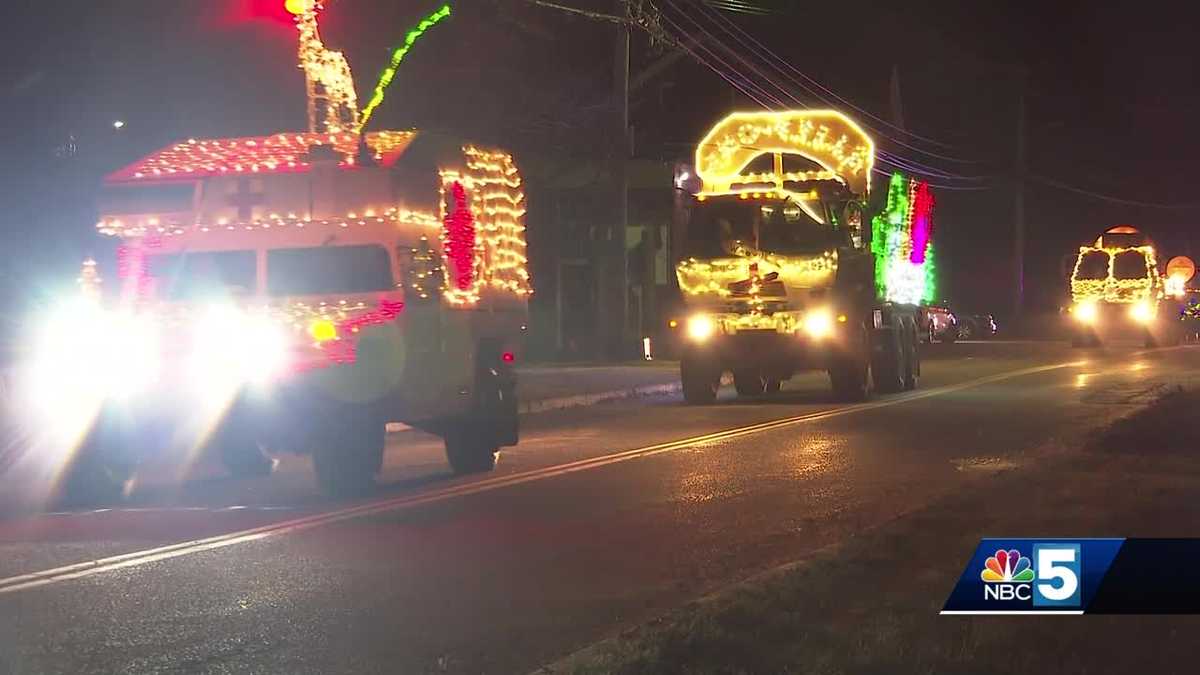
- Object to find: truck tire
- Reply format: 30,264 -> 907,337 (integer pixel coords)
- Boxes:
903,323 -> 920,391
681,353 -> 720,405
313,413 -> 384,497
60,453 -> 132,507
733,370 -> 767,397
444,356 -> 513,474
829,325 -> 870,401
215,409 -> 275,478
59,413 -> 134,506
873,328 -> 905,394
444,426 -> 498,474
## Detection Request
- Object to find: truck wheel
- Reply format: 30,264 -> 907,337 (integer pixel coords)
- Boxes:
873,328 -> 905,394
60,452 -> 132,507
444,427 -> 498,474
681,354 -> 720,405
903,325 -> 919,391
313,414 -> 384,497
214,412 -> 275,478
59,414 -> 134,506
829,357 -> 869,401
733,370 -> 767,397
444,360 -> 513,474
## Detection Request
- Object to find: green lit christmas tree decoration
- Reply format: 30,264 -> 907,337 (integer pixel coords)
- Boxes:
870,172 -> 937,305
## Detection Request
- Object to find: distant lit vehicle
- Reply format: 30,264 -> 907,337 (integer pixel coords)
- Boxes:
953,310 -> 997,340
1066,226 -> 1183,348
918,304 -> 957,343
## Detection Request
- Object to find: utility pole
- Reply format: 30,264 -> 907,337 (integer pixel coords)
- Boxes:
1013,71 -> 1027,317
607,2 -> 631,358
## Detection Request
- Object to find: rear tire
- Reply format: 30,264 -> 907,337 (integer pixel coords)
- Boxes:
444,354 -> 513,474
313,412 -> 384,498
444,427 -> 498,474
903,323 -> 919,391
733,370 -> 767,397
681,354 -> 720,405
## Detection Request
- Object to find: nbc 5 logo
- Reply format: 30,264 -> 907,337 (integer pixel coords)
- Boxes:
980,544 -> 1081,607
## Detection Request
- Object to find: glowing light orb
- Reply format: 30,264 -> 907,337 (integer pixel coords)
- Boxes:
309,319 -> 337,343
285,0 -> 314,15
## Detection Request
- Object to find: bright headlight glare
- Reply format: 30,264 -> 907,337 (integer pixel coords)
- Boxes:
803,308 -> 834,339
1130,301 -> 1155,324
1073,302 -> 1098,324
686,314 -> 715,342
191,305 -> 290,387
30,301 -> 160,402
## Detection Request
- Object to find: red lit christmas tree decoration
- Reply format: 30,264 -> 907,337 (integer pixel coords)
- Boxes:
442,181 -> 477,291
909,180 -> 934,265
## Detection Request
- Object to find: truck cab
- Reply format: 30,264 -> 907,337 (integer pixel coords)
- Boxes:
1067,226 -> 1179,347
673,110 -> 922,403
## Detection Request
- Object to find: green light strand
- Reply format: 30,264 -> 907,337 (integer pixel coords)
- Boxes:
358,4 -> 452,132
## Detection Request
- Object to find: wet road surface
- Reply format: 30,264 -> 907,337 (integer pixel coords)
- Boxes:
2,342 -> 1199,674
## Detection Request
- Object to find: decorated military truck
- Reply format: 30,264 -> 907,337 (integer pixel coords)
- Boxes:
1066,225 -> 1185,347
19,0 -> 530,500
672,110 -> 937,402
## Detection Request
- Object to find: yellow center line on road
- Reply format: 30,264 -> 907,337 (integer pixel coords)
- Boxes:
0,359 -> 1089,596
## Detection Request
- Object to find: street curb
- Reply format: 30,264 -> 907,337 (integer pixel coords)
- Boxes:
385,381 -> 683,434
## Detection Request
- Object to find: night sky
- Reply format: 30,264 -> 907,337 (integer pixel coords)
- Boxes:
3,0 -> 1198,315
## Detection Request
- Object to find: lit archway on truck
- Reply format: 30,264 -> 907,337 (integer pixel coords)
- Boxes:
693,109 -> 876,224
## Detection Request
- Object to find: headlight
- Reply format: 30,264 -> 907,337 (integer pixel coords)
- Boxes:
30,299 -> 161,401
686,314 -> 715,342
1072,302 -> 1098,324
1130,302 -> 1155,324
803,308 -> 834,339
191,304 -> 291,388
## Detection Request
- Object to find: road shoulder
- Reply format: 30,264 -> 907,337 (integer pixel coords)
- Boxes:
542,385 -> 1200,674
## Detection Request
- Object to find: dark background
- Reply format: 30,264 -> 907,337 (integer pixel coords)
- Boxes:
3,0 -> 1198,318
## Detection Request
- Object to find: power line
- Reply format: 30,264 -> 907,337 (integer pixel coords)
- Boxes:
692,0 -> 967,153
1031,174 -> 1200,210
659,0 -> 993,181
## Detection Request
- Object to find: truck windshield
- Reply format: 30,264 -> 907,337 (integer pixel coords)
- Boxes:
686,198 -> 845,258
1113,250 -> 1148,280
267,245 -> 394,296
1075,251 -> 1110,280
147,250 -> 257,301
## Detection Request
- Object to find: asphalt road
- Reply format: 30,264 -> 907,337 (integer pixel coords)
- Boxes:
2,342 -> 1199,674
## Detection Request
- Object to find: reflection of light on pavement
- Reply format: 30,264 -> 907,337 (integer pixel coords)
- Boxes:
1130,362 -> 1148,372
1075,373 -> 1091,388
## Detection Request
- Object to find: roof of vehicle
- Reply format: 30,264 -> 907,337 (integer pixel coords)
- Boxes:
105,131 -> 417,184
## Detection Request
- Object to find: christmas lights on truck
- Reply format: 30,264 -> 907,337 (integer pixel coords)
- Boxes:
671,110 -> 937,403
1065,226 -> 1188,348
15,0 -> 530,500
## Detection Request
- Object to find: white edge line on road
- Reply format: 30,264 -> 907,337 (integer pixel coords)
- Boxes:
0,360 -> 1081,596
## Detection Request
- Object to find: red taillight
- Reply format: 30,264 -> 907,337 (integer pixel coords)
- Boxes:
501,351 -> 515,363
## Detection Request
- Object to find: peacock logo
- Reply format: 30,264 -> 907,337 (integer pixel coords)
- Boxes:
981,549 -> 1035,583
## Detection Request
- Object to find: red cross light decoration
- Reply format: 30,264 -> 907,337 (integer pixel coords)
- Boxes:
442,181 -> 477,291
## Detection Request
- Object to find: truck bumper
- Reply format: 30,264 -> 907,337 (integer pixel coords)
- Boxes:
688,330 -> 839,374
